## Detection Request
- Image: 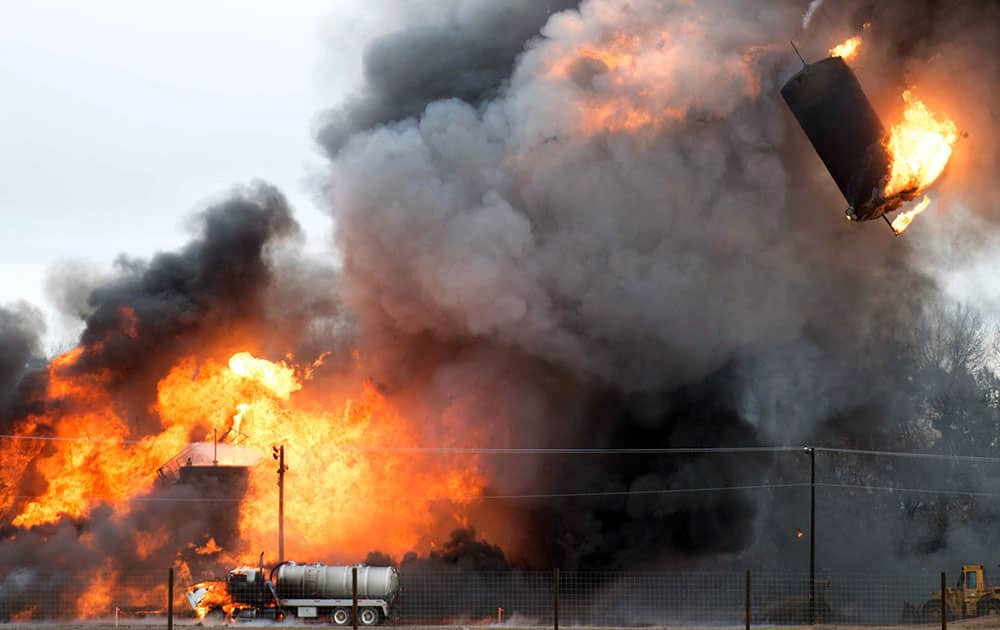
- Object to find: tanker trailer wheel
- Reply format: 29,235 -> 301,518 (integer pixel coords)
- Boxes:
331,608 -> 352,626
203,609 -> 227,625
358,607 -> 382,626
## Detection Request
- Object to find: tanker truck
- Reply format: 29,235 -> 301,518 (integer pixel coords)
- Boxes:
185,562 -> 400,625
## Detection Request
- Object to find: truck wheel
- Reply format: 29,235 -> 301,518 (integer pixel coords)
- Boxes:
979,600 -> 1000,616
330,608 -> 352,626
923,602 -> 942,622
358,608 -> 381,626
204,609 -> 227,625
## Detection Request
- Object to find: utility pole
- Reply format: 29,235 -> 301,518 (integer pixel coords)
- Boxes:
806,446 -> 816,625
272,445 -> 287,563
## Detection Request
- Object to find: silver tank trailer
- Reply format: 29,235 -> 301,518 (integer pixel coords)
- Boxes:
274,563 -> 399,601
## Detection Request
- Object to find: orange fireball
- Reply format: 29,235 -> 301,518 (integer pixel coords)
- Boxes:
1,346 -> 486,618
883,91 -> 958,233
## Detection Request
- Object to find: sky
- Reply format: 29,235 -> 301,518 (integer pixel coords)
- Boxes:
0,0 -> 388,350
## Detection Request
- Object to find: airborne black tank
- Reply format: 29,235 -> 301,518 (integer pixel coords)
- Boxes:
781,56 -> 894,221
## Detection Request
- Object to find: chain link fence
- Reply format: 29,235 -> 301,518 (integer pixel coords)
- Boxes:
0,571 -> 165,623
0,568 -> 966,626
394,571 -> 945,626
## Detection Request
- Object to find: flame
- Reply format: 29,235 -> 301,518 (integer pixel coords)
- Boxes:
1,345 -> 485,618
118,306 -> 140,339
890,194 -> 933,234
187,580 -> 234,620
227,351 -> 300,399
10,608 -> 37,622
880,91 -> 958,232
540,21 -> 763,136
195,537 -> 223,555
829,35 -> 862,60
884,91 -> 958,198
77,564 -> 115,618
10,348 -> 190,528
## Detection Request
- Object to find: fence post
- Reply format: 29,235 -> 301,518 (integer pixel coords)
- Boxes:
941,571 -> 947,630
352,566 -> 359,630
744,570 -> 750,630
553,568 -> 559,630
167,566 -> 174,630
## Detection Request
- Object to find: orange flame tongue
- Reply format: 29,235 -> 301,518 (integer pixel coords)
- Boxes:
884,91 -> 958,197
882,91 -> 958,232
891,195 -> 933,234
829,36 -> 862,60
187,580 -> 233,620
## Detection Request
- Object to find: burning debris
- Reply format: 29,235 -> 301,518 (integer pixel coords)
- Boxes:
782,33 -> 958,234
185,579 -> 234,620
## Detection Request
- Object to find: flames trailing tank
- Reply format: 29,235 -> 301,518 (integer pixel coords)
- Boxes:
781,56 -> 913,222
274,563 -> 400,601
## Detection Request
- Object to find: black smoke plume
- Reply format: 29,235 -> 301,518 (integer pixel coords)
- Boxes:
0,303 -> 45,430
319,0 -> 1000,572
317,0 -> 580,155
0,183 -> 307,618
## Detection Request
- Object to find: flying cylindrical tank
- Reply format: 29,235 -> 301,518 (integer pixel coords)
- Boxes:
274,563 -> 400,601
781,56 -> 903,221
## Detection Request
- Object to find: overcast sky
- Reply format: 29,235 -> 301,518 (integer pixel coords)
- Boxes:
0,0 -> 390,349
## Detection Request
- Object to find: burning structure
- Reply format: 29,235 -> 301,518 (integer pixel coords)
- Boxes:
0,0 -> 998,622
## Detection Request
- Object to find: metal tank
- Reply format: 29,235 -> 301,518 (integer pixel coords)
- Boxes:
781,56 -> 901,221
274,563 -> 399,600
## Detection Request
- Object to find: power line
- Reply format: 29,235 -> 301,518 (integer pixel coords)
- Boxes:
337,446 -> 800,455
818,482 -> 1000,499
0,434 -> 147,445
10,495 -> 243,503
12,481 -> 1000,506
0,436 -> 805,454
814,446 -> 1000,465
472,482 -> 810,500
5,432 -> 1000,465
9,483 -> 811,505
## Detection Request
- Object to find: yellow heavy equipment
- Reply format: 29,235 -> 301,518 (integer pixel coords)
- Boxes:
921,565 -> 1000,620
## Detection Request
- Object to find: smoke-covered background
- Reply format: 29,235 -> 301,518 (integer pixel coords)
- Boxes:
3,0 -> 1000,614
311,0 -> 1000,571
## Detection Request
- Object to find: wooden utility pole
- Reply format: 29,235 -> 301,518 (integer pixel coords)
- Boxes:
167,567 -> 174,630
273,445 -> 288,563
807,446 -> 816,626
745,570 -> 750,630
352,567 -> 359,630
553,568 -> 559,630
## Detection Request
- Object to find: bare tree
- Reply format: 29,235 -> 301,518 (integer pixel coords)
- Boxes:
912,302 -> 994,376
